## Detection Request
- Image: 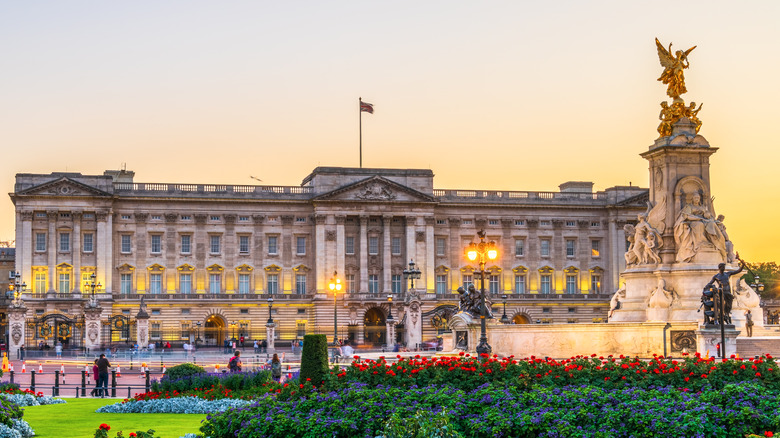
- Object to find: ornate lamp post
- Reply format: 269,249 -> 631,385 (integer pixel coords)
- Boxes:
83,273 -> 101,306
387,294 -> 394,321
500,294 -> 509,324
267,297 -> 274,324
403,260 -> 421,294
465,230 -> 498,357
8,271 -> 26,300
328,271 -> 342,344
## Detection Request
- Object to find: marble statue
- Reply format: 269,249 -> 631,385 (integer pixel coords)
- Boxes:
716,215 -> 736,263
674,193 -> 727,263
625,200 -> 665,266
608,286 -> 626,318
704,256 -> 744,324
655,38 -> 696,100
648,278 -> 678,308
733,277 -> 760,309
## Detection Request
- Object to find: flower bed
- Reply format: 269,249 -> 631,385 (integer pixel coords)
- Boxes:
0,393 -> 65,407
152,370 -> 275,394
96,396 -> 250,414
201,382 -> 780,438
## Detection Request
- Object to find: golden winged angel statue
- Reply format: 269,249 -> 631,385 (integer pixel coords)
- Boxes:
655,38 -> 696,100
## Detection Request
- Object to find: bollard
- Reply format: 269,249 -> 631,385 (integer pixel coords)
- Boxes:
111,370 -> 117,398
160,355 -> 164,372
127,386 -> 131,399
81,370 -> 86,397
9,371 -> 13,385
130,357 -> 133,371
193,356 -> 196,365
54,370 -> 60,397
144,370 -> 150,393
30,370 -> 36,393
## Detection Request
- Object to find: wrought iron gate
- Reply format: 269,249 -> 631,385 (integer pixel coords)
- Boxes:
25,311 -> 85,350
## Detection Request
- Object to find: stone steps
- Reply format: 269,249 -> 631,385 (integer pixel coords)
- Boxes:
736,337 -> 780,358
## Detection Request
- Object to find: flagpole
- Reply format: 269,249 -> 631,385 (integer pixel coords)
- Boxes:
359,97 -> 363,168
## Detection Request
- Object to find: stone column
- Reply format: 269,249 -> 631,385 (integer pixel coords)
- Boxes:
266,323 -> 276,354
359,216 -> 368,293
424,217 -> 435,294
252,215 -> 265,293
136,308 -> 150,349
386,321 -> 395,349
7,305 -> 28,358
18,211 -> 33,291
96,211 -> 111,293
405,216 -> 417,270
382,215 -> 392,293
84,306 -> 104,351
47,210 -> 57,292
335,215 -> 346,283
72,211 -> 82,294
315,215 -> 327,292
608,218 -> 619,292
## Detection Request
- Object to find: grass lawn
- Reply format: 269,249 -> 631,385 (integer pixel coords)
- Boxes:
23,398 -> 206,438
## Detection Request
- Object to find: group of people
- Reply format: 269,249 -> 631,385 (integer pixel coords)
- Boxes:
228,350 -> 284,382
89,354 -> 112,397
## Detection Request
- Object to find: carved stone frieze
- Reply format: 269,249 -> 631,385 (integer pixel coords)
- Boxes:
165,213 -> 178,223
315,215 -> 327,225
20,211 -> 33,221
475,219 -> 487,229
325,230 -> 337,241
223,214 -> 236,224
252,215 -> 265,224
96,211 -> 109,222
416,231 -> 425,242
354,182 -> 396,201
194,214 -> 207,224
448,218 -> 461,227
281,215 -> 295,225
134,212 -> 149,223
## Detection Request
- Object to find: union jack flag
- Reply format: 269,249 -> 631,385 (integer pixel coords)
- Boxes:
360,101 -> 374,114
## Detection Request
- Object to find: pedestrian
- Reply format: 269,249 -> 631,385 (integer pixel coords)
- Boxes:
19,345 -> 24,361
261,339 -> 267,354
270,353 -> 282,382
745,309 -> 754,337
55,342 -> 62,358
96,354 -> 111,397
228,351 -> 242,372
90,359 -> 99,397
253,340 -> 258,354
239,335 -> 245,347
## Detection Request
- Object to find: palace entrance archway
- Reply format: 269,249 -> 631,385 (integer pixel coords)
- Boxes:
363,308 -> 386,346
204,315 -> 226,347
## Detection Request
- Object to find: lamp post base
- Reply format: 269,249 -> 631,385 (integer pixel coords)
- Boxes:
475,339 -> 492,357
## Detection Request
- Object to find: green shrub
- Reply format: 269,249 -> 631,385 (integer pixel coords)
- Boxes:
382,409 -> 462,438
163,363 -> 205,381
299,334 -> 329,385
0,397 -> 23,427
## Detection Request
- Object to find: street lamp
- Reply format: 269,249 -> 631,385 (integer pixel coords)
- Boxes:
387,294 -> 394,321
328,271 -> 342,345
84,272 -> 101,305
464,230 -> 498,357
195,321 -> 202,344
267,297 -> 274,324
8,271 -> 27,300
500,294 -> 509,324
403,260 -> 422,294
230,321 -> 237,339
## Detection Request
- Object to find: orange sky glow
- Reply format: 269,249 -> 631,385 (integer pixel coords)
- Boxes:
1,1 -> 778,261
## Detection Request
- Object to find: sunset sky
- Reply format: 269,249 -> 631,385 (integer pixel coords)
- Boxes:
1,1 -> 778,261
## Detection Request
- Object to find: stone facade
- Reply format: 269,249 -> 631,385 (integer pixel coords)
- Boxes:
8,167 -> 646,351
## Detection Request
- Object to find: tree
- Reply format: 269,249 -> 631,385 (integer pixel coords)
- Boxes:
299,334 -> 329,385
741,261 -> 780,300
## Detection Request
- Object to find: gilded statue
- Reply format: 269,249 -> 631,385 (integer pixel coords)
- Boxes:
655,38 -> 696,100
657,100 -> 703,138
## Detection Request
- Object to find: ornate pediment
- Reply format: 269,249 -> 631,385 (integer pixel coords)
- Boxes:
313,176 -> 437,204
16,177 -> 112,198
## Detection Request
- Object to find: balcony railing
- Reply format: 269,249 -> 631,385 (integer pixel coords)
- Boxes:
433,189 -> 608,204
115,293 -> 314,300
113,182 -> 312,199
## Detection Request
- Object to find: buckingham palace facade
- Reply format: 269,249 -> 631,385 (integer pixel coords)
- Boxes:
9,167 -> 647,351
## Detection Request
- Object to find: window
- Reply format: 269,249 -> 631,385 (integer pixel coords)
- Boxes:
566,239 -> 576,257
34,272 -> 46,293
151,235 -> 162,254
239,216 -> 249,222
297,322 -> 306,338
35,212 -> 46,218
435,275 -> 447,294
567,319 -> 577,324
267,274 -> 279,294
345,237 -> 355,255
120,274 -> 132,294
151,215 -> 161,220
488,219 -> 499,226
268,236 -> 278,255
540,274 -> 552,294
391,237 -> 401,255
209,274 -> 221,293
295,274 -> 307,294
462,275 -> 473,290
515,220 -> 525,226
121,235 -> 132,253
181,235 -> 191,254
436,219 -> 446,225
210,215 -> 220,221
591,221 -> 600,227
151,323 -> 161,340
435,238 -> 446,256
368,274 -> 379,294
540,239 -> 551,257
369,237 -> 379,255
514,275 -> 526,294
35,233 -> 46,251
391,274 -> 402,294
181,308 -> 191,314
121,215 -> 131,220
346,274 -> 356,293
591,273 -> 602,293
540,220 -> 551,226
60,212 -> 71,218
591,240 -> 601,257
463,219 -> 473,225
181,322 -> 190,339
58,273 -> 70,293
568,307 -> 576,313
210,235 -> 221,254
515,239 -> 525,256
295,216 -> 306,223
151,309 -> 161,315
59,233 -> 70,252
566,220 -> 576,227
83,233 -> 93,253
239,235 -> 250,254
240,308 -> 249,314
489,274 -> 499,294
296,237 -> 306,255
150,274 -> 162,294
238,274 -> 250,294
566,274 -> 577,294
181,215 -> 191,220
180,274 -> 192,294
542,307 -> 551,313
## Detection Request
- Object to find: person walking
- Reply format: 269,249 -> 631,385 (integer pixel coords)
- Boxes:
228,350 -> 242,373
270,353 -> 282,382
55,342 -> 62,358
253,340 -> 258,354
745,309 -> 754,337
96,354 -> 111,397
90,359 -> 99,397
19,345 -> 24,361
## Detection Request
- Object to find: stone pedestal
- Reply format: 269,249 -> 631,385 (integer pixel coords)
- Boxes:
266,323 -> 276,354
696,325 -> 740,358
403,292 -> 422,350
84,306 -> 104,351
385,321 -> 396,349
135,314 -> 149,349
7,305 -> 28,358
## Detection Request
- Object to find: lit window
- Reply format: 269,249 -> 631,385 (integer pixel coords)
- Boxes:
515,239 -> 525,256
295,274 -> 307,294
369,237 -> 379,255
239,235 -> 250,254
515,275 -> 526,294
566,239 -> 576,257
540,274 -> 552,294
181,235 -> 191,254
368,274 -> 379,293
239,274 -> 250,294
209,274 -> 221,293
462,275 -> 473,290
591,273 -> 602,293
591,240 -> 601,257
296,237 -> 306,255
566,274 -> 577,294
150,274 -> 162,294
83,233 -> 94,253
35,233 -> 46,251
268,236 -> 278,255
346,274 -> 356,293
345,237 -> 355,255
58,273 -> 70,293
151,235 -> 162,254
540,239 -> 551,257
59,233 -> 70,252
267,274 -> 279,294
34,273 -> 46,293
210,235 -> 221,254
180,274 -> 192,294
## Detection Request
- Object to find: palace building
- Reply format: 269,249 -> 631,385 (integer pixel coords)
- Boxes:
9,167 -> 646,352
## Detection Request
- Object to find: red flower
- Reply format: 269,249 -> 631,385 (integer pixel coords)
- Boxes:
129,434 -> 137,437
99,424 -> 110,431
765,432 -> 773,437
